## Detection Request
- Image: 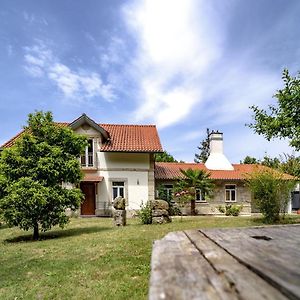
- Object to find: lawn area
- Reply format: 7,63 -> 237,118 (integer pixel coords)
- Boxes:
1,215 -> 300,300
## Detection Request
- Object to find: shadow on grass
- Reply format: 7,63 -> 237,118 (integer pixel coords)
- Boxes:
5,225 -> 112,243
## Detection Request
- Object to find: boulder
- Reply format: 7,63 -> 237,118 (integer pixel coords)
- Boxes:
150,200 -> 169,211
113,196 -> 126,210
152,215 -> 171,224
152,209 -> 169,217
113,209 -> 126,226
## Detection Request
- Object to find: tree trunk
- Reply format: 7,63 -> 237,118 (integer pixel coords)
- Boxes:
33,223 -> 39,240
191,199 -> 196,216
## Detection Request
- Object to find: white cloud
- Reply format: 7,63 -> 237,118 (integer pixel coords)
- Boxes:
119,0 -> 281,130
122,0 -> 224,128
23,41 -> 115,102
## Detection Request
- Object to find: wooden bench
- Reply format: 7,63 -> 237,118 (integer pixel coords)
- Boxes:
149,224 -> 300,300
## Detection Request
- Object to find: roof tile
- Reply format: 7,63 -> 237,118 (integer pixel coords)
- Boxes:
154,162 -> 295,180
1,122 -> 163,153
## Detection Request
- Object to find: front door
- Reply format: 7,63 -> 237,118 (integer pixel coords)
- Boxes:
80,182 -> 96,215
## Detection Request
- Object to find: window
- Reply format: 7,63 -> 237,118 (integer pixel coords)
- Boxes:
112,182 -> 125,200
81,139 -> 94,167
225,185 -> 236,202
195,189 -> 206,202
163,184 -> 173,202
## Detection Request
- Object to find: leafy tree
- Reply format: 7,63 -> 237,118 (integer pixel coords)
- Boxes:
0,111 -> 87,240
249,69 -> 300,151
280,153 -> 300,177
194,128 -> 211,163
154,151 -> 177,162
246,168 -> 295,223
173,169 -> 214,215
260,154 -> 281,169
241,156 -> 259,164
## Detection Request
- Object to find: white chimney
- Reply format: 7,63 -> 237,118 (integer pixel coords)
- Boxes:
204,131 -> 234,170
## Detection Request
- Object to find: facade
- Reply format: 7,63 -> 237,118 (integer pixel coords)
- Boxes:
1,114 -> 163,217
1,118 -> 295,216
155,163 -> 254,215
154,132 -> 295,215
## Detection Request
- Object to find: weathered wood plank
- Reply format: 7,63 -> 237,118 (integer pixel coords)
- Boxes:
149,231 -> 240,300
201,225 -> 300,300
185,229 -> 288,300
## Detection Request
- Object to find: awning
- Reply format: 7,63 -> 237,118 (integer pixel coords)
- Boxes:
81,174 -> 104,182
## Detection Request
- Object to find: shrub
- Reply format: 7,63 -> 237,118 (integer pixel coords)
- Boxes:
246,169 -> 295,223
137,201 -> 152,224
218,205 -> 243,216
218,205 -> 226,214
169,204 -> 182,216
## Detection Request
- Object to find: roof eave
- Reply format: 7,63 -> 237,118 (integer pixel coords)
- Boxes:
69,114 -> 110,140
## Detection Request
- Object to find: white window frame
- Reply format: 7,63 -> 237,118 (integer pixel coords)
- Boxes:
163,184 -> 174,202
195,189 -> 206,203
81,138 -> 94,167
112,181 -> 125,201
225,184 -> 237,202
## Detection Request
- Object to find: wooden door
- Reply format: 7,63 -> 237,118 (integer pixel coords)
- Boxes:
80,182 -> 96,215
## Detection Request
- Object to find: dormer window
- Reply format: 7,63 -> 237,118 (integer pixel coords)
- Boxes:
81,139 -> 94,167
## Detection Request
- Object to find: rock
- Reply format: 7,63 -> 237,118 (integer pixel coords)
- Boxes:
152,215 -> 171,224
113,196 -> 126,210
150,200 -> 169,211
152,209 -> 169,217
113,210 -> 126,226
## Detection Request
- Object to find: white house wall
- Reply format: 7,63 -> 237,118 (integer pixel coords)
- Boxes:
95,152 -> 152,216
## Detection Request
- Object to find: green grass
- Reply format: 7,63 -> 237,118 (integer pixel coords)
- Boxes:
1,215 -> 300,300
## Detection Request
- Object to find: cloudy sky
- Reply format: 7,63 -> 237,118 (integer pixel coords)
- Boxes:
1,0 -> 300,162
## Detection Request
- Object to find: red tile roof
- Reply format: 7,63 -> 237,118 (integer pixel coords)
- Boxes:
1,122 -> 163,153
155,162 -> 295,181
100,124 -> 162,152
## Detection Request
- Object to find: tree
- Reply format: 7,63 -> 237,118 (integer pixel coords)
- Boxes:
154,151 -> 177,162
173,169 -> 214,215
280,153 -> 300,177
194,128 -> 211,163
0,111 -> 87,240
241,156 -> 259,164
249,69 -> 300,151
246,169 -> 295,223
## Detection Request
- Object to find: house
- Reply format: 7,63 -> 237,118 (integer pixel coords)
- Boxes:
1,115 -> 295,216
0,114 -> 163,217
155,131 -> 295,215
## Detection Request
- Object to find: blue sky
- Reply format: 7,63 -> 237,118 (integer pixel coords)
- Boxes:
1,0 -> 300,162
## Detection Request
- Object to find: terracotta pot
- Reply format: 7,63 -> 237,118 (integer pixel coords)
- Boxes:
297,210 -> 300,215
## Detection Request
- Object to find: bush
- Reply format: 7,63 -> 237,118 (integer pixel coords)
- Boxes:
218,205 -> 243,216
247,169 -> 295,223
169,203 -> 182,216
137,201 -> 152,224
218,205 -> 225,214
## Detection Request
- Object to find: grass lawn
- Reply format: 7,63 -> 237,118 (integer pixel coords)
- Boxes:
1,215 -> 300,300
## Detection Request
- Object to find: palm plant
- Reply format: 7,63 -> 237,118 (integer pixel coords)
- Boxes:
174,168 -> 214,215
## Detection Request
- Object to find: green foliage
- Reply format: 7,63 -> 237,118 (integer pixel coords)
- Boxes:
174,168 -> 214,215
156,184 -> 168,201
246,169 -> 295,223
218,205 -> 243,216
194,128 -> 211,163
154,151 -> 177,162
137,201 -> 152,224
249,69 -> 300,151
241,156 -> 259,164
0,111 -> 87,239
218,205 -> 226,213
156,184 -> 181,216
241,153 -> 300,177
225,205 -> 243,216
279,153 -> 300,177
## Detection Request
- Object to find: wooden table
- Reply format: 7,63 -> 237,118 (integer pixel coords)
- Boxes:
149,225 -> 300,300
